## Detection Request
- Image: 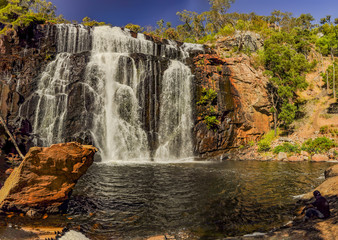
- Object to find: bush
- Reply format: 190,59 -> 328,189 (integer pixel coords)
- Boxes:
204,116 -> 220,130
197,34 -> 216,44
301,137 -> 336,154
320,125 -> 329,134
197,88 -> 217,105
258,129 -> 280,152
273,142 -> 300,154
258,140 -> 271,152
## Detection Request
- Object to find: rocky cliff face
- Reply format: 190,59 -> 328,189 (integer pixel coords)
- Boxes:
0,24 -> 272,159
189,53 -> 272,158
0,24 -> 57,155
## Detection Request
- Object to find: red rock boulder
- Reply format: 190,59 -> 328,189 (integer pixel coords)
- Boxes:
0,142 -> 97,214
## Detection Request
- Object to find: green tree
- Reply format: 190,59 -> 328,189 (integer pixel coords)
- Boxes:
321,61 -> 338,95
263,31 -> 312,133
207,0 -> 235,31
316,23 -> 338,99
124,23 -> 143,33
0,0 -> 65,31
296,13 -> 314,30
81,16 -> 106,27
0,0 -> 7,9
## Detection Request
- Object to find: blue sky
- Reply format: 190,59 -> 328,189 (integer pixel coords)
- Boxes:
50,0 -> 337,27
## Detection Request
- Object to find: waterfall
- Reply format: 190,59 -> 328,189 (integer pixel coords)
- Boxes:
86,52 -> 149,161
32,53 -> 72,146
56,24 -> 92,53
25,24 -> 202,162
155,60 -> 193,160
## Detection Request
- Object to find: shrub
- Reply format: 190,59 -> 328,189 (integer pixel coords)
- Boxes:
124,23 -> 144,33
197,34 -> 216,44
301,137 -> 336,154
273,142 -> 300,154
197,88 -> 217,105
258,140 -> 271,152
319,125 -> 329,134
204,116 -> 220,130
258,129 -> 280,152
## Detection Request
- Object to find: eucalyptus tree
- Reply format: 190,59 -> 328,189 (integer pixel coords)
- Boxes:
317,22 -> 338,99
263,31 -> 313,134
206,0 -> 235,32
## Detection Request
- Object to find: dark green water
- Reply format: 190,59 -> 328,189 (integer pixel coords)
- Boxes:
62,160 -> 333,239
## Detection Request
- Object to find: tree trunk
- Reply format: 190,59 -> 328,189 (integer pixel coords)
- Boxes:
331,48 -> 336,100
334,61 -> 336,100
327,70 -> 330,94
274,109 -> 277,137
0,115 -> 25,160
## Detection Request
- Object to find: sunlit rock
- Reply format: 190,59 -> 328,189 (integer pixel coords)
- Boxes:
0,142 -> 97,214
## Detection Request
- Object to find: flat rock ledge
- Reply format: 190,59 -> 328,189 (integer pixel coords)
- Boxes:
0,142 -> 97,215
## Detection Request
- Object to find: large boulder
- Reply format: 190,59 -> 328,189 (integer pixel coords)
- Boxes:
0,142 -> 97,214
325,164 -> 338,179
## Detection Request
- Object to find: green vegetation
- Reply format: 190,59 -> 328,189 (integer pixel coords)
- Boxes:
0,0 -> 7,10
273,142 -> 300,154
197,88 -> 217,105
197,88 -> 220,130
258,129 -> 280,152
262,30 -> 314,132
301,137 -> 336,154
204,115 -> 220,130
124,23 -> 143,33
321,61 -> 338,95
0,0 -> 67,33
134,0 -> 336,131
81,16 -> 106,27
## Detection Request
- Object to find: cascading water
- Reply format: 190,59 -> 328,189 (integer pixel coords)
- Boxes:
24,24 -> 202,162
32,53 -> 72,146
155,60 -> 193,160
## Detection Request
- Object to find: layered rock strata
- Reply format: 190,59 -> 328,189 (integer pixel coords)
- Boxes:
190,54 -> 271,158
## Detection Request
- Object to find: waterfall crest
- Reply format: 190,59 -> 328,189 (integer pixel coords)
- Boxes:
24,24 -> 203,162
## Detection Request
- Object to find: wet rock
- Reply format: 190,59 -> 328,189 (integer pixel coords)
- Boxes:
277,152 -> 287,161
325,165 -> 338,179
311,154 -> 329,162
0,142 -> 97,214
288,155 -> 301,162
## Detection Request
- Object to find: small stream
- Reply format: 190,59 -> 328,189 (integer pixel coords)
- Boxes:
61,160 -> 333,239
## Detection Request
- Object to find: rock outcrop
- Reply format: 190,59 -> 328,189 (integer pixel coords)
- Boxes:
0,24 -> 57,156
191,54 -> 272,157
216,31 -> 263,53
0,142 -> 97,214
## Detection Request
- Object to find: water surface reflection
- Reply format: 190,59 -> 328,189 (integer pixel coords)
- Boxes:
67,161 -> 334,239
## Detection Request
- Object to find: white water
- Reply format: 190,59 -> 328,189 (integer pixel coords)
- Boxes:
86,52 -> 149,161
32,53 -> 72,146
57,24 -> 91,53
28,25 -> 203,162
155,60 -> 193,160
